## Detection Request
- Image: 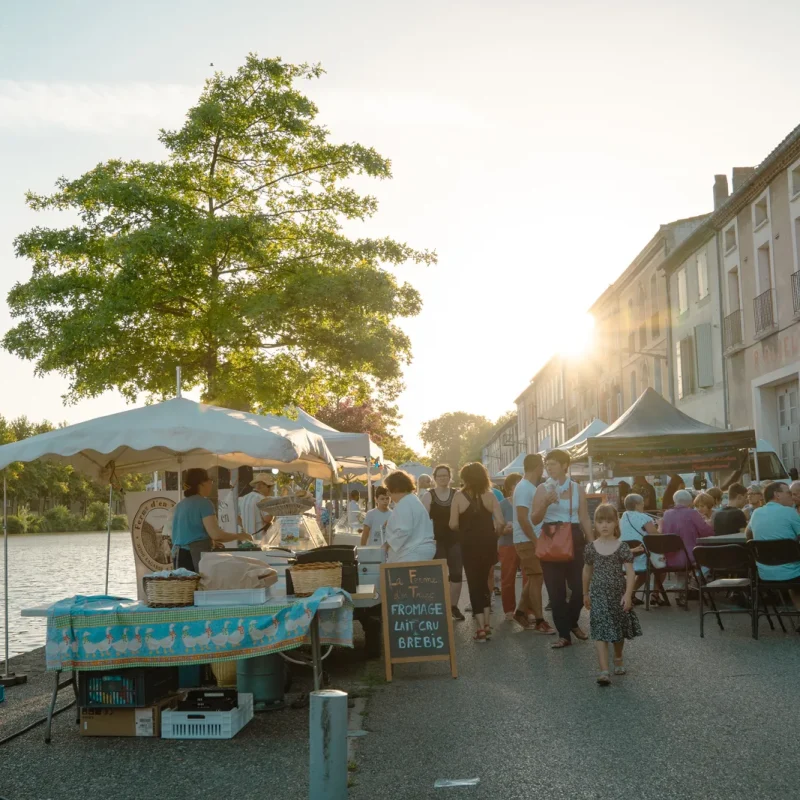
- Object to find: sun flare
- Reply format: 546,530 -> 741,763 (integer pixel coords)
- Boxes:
559,314 -> 595,358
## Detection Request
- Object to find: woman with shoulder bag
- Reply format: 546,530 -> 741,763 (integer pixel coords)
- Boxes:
531,450 -> 594,649
619,493 -> 667,606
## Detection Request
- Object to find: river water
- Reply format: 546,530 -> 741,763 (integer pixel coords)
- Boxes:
0,532 -> 137,659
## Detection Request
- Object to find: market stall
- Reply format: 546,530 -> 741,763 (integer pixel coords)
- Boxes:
586,388 -> 756,479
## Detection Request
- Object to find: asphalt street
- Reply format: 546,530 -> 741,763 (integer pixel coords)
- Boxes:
350,598 -> 800,800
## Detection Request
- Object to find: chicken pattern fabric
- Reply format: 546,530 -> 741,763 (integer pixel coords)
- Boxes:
45,588 -> 353,671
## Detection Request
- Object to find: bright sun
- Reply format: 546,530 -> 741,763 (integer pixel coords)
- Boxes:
559,314 -> 595,358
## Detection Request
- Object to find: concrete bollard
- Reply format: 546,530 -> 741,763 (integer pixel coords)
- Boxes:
309,689 -> 349,799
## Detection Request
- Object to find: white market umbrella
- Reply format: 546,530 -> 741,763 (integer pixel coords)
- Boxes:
0,397 -> 339,480
493,452 -> 527,481
397,461 -> 431,480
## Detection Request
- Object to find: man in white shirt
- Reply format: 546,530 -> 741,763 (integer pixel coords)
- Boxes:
238,476 -> 275,539
512,454 -> 555,634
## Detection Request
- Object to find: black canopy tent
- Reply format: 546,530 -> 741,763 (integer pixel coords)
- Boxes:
586,388 -> 756,475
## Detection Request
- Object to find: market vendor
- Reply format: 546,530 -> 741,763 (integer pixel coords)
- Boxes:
172,468 -> 253,570
238,474 -> 276,540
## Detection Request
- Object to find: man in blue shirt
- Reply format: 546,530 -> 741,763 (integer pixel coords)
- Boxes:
747,481 -> 800,610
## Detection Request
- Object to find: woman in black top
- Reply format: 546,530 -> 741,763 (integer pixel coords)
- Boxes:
449,462 -> 505,641
423,464 -> 464,621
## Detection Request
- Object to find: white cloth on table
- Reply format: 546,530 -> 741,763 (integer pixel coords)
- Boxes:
385,493 -> 436,563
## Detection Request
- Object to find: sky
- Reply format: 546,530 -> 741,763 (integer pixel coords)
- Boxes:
1,0 -> 799,454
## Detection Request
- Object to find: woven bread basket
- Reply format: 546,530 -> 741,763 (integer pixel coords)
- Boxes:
143,574 -> 200,607
211,660 -> 237,687
289,562 -> 342,597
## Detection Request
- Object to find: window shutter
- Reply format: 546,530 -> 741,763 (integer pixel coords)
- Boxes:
680,337 -> 695,396
694,323 -> 714,388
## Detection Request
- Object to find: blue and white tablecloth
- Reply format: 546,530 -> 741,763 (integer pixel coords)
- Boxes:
45,587 -> 353,671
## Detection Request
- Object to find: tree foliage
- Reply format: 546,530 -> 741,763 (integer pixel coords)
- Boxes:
4,54 -> 435,411
419,412 -> 494,472
312,396 -> 423,466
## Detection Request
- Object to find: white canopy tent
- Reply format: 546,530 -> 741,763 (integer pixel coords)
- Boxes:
0,397 -> 340,681
492,452 -> 527,481
397,461 -> 431,480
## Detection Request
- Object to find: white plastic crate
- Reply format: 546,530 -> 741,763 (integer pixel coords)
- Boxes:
193,588 -> 270,606
161,693 -> 254,739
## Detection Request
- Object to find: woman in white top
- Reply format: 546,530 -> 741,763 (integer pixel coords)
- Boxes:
531,449 -> 593,649
384,471 -> 436,563
361,486 -> 392,546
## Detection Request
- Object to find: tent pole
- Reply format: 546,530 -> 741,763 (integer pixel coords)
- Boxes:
753,448 -> 761,483
588,457 -> 594,489
104,483 -> 113,595
3,472 -> 8,676
367,459 -> 373,509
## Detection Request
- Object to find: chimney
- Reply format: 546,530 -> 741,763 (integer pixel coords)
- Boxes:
713,174 -> 729,210
732,166 -> 756,192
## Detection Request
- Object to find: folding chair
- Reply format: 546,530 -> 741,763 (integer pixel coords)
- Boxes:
747,539 -> 800,634
693,544 -> 756,638
642,534 -> 699,611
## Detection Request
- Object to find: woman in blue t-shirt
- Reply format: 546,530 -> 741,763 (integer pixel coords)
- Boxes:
171,468 -> 253,571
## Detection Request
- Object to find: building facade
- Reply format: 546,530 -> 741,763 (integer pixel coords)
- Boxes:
515,356 -> 566,456
717,128 -> 800,472
481,413 -> 522,476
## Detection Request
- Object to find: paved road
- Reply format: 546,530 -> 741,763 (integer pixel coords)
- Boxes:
351,600 -> 800,800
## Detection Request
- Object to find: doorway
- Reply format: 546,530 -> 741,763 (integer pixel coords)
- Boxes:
776,381 -> 800,473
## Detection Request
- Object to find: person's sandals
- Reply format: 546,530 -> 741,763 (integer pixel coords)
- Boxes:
473,629 -> 487,642
451,605 -> 466,621
632,596 -> 644,606
676,591 -> 688,607
483,622 -> 492,637
571,626 -> 588,641
533,619 -> 556,635
550,637 -> 572,649
613,658 -> 626,675
512,610 -> 534,630
596,671 -> 611,686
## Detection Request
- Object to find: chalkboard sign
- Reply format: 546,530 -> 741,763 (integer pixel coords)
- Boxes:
586,493 -> 605,525
379,560 -> 457,681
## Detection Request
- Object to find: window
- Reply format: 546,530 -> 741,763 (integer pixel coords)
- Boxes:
650,274 -> 660,338
724,225 -> 737,254
697,251 -> 709,299
616,390 -> 623,418
677,268 -> 688,314
638,284 -> 647,350
675,341 -> 683,400
754,194 -> 769,229
654,360 -> 662,394
641,361 -> 650,390
727,266 -> 740,312
795,218 -> 800,272
792,163 -> 800,198
630,371 -> 637,405
757,243 -> 772,294
627,299 -> 635,353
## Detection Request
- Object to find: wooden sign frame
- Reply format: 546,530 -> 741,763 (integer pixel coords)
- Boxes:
379,559 -> 458,682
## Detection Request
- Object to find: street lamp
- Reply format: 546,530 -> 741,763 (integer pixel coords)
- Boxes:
271,468 -> 279,497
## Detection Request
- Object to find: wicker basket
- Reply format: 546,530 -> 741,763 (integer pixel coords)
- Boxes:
211,660 -> 237,687
289,562 -> 342,597
143,574 -> 200,607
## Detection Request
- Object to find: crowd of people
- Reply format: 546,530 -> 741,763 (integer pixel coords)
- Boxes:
342,456 -> 800,685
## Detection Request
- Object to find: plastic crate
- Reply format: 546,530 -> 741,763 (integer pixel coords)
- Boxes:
79,667 -> 179,708
193,588 -> 269,606
161,693 -> 254,739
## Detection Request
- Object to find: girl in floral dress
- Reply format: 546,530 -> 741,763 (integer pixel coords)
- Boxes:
583,504 -> 642,685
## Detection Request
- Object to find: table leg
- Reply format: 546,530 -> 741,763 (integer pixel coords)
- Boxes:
310,614 -> 322,692
72,671 -> 80,724
45,670 -> 60,744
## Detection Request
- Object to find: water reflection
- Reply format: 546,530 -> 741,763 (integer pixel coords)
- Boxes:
0,532 -> 137,658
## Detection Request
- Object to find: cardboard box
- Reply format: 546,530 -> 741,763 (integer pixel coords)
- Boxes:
80,694 -> 180,737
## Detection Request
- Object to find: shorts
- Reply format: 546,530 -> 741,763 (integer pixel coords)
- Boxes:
514,540 -> 543,577
435,541 -> 463,582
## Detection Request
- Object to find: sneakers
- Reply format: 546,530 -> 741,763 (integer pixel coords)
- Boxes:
512,610 -> 534,630
533,619 -> 556,635
451,605 -> 466,621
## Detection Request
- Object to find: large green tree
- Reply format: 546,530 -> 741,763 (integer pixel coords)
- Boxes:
4,55 -> 434,410
419,412 -> 494,472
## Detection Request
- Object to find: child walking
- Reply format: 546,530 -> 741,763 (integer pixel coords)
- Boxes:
583,504 -> 642,685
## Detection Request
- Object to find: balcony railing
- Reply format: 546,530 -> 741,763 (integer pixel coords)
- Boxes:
754,289 -> 775,334
723,308 -> 743,350
792,270 -> 800,314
